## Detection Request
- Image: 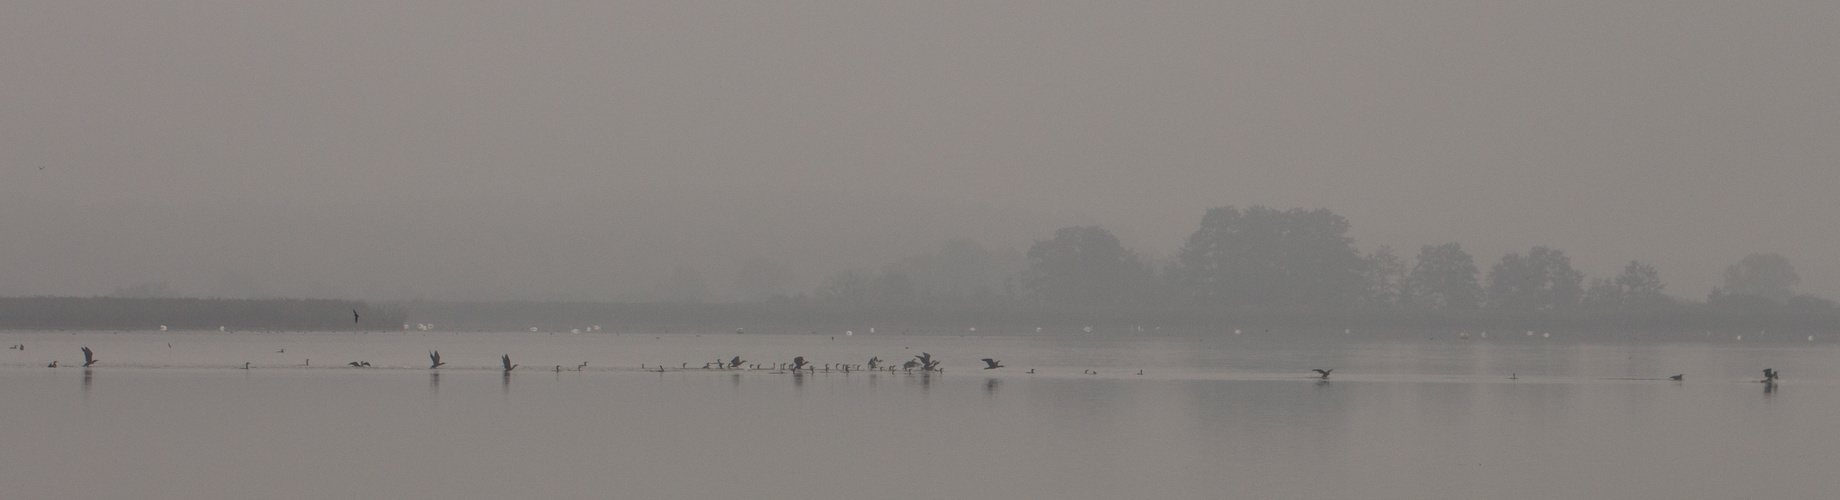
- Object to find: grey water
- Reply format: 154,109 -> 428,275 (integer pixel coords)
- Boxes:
3,329 -> 1837,499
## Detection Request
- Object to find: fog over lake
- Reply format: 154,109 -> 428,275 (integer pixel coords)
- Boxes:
3,1 -> 1839,301
5,330 -> 1838,499
5,3 -> 1840,498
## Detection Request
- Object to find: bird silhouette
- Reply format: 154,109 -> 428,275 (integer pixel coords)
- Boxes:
81,347 -> 98,367
1313,369 -> 1333,379
47,360 -> 57,368
1761,368 -> 1779,382
1669,374 -> 1684,381
981,358 -> 1004,370
867,357 -> 883,370
429,350 -> 445,369
348,361 -> 362,367
791,356 -> 809,371
352,310 -> 360,324
501,354 -> 517,372
729,356 -> 745,369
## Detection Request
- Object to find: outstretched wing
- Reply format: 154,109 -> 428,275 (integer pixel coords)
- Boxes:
81,347 -> 94,363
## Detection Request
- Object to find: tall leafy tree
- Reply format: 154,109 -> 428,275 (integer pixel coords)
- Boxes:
1485,246 -> 1584,310
1404,243 -> 1481,309
1359,246 -> 1408,308
1583,260 -> 1667,308
1720,253 -> 1799,302
1172,206 -> 1366,309
1024,226 -> 1147,306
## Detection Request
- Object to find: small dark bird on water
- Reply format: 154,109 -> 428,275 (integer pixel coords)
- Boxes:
1669,374 -> 1684,381
1313,369 -> 1332,379
81,347 -> 98,367
47,360 -> 57,368
429,350 -> 445,369
729,356 -> 745,369
981,358 -> 1004,370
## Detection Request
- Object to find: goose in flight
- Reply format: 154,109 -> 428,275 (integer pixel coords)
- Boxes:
916,352 -> 940,371
352,310 -> 360,324
791,356 -> 809,371
81,347 -> 98,367
1761,368 -> 1779,383
729,356 -> 745,369
429,350 -> 445,369
1669,374 -> 1684,381
981,358 -> 1004,370
1313,369 -> 1333,379
902,360 -> 919,372
867,357 -> 883,370
501,355 -> 517,372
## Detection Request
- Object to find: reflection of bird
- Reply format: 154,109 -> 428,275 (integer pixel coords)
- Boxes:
1313,369 -> 1333,379
429,350 -> 445,369
501,355 -> 517,372
81,347 -> 99,367
981,358 -> 1004,370
1669,374 -> 1684,381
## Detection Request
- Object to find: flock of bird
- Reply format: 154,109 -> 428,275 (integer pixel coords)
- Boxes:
14,344 -> 1791,386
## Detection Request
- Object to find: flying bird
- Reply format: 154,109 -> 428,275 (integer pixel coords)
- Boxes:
729,356 -> 745,369
1669,374 -> 1684,381
1313,369 -> 1333,379
429,350 -> 445,369
1762,368 -> 1779,382
352,310 -> 360,324
981,358 -> 1004,370
81,347 -> 98,367
349,361 -> 361,367
501,354 -> 517,372
791,356 -> 809,371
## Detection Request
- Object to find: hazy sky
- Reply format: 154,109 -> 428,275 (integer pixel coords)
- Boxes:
3,1 -> 1837,301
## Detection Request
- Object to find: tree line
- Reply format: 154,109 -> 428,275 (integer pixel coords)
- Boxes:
803,205 -> 1837,329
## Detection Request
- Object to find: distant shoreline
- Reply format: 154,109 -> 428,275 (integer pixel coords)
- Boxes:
4,296 -> 1834,336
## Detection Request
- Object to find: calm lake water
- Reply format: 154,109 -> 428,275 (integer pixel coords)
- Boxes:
3,329 -> 1837,499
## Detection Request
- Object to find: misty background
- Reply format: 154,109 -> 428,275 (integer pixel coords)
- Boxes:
3,1 -> 1837,303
